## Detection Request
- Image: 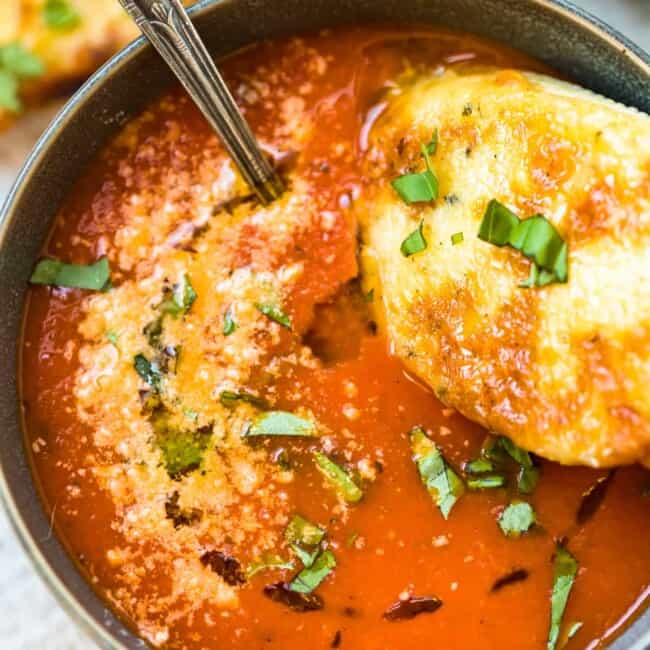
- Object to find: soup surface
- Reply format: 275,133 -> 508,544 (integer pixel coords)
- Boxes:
21,26 -> 649,650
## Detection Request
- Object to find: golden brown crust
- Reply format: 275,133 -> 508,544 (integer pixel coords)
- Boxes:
361,69 -> 650,467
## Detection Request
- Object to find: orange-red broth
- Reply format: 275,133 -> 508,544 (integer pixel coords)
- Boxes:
21,25 -> 649,650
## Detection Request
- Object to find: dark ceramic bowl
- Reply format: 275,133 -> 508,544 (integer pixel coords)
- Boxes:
1,0 -> 648,648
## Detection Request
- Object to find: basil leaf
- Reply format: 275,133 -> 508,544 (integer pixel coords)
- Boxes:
285,514 -> 325,547
106,330 -> 120,347
43,0 -> 81,29
0,43 -> 44,78
467,474 -> 506,490
314,452 -> 363,504
246,555 -> 294,579
498,501 -> 536,537
463,457 -> 494,474
289,550 -> 336,594
410,427 -> 464,519
143,317 -> 163,348
158,274 -> 196,317
498,436 -> 534,468
478,199 -> 520,246
425,130 -> 438,155
451,232 -> 464,245
134,354 -> 162,389
547,545 -> 579,650
157,427 -> 211,478
0,70 -> 20,112
517,465 -> 540,495
219,390 -> 269,410
392,170 -> 438,204
30,257 -> 111,290
291,543 -> 320,569
245,411 -> 316,437
400,219 -> 427,257
223,307 -> 236,335
478,200 -> 568,287
255,302 -> 292,329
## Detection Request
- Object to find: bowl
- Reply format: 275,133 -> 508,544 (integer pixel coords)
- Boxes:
1,0 -> 648,648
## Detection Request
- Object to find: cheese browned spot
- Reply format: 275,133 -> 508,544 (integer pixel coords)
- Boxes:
360,69 -> 650,468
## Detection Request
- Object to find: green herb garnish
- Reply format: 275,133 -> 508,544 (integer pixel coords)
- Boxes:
451,232 -> 464,245
246,555 -> 295,579
289,550 -> 336,594
255,302 -> 291,329
391,138 -> 439,204
314,452 -> 363,504
498,436 -> 540,494
498,501 -> 536,537
410,427 -> 464,519
464,457 -> 495,474
30,257 -> 110,290
43,0 -> 82,30
0,44 -> 44,112
133,354 -> 162,389
400,219 -> 427,257
285,514 -> 325,547
548,545 -> 579,650
158,274 -> 196,317
157,427 -> 211,478
219,390 -> 268,409
223,307 -> 236,335
245,411 -> 316,437
106,330 -> 120,346
478,199 -> 568,287
467,474 -> 506,490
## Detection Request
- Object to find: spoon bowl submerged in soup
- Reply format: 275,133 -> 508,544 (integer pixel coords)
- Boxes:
21,25 -> 650,650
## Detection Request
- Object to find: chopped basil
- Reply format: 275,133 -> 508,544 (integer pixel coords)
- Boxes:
498,501 -> 536,537
143,317 -> 163,347
410,427 -> 464,519
157,426 -> 211,478
245,411 -> 316,437
464,457 -> 494,474
285,514 -> 325,547
478,200 -> 568,287
391,139 -> 439,204
106,330 -> 120,346
499,436 -> 534,468
425,130 -> 438,156
517,465 -> 541,495
400,220 -> 427,257
246,555 -> 295,579
30,257 -> 111,290
364,288 -> 375,303
0,44 -> 44,112
158,275 -> 196,317
219,390 -> 269,410
548,545 -> 579,650
255,302 -> 292,329
0,70 -> 19,112
314,452 -> 363,504
289,550 -> 336,594
467,474 -> 506,490
43,0 -> 81,29
223,307 -> 236,335
451,231 -> 464,245
0,43 -> 44,78
134,354 -> 162,389
290,544 -> 320,569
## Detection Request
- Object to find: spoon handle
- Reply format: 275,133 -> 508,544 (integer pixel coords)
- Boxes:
119,0 -> 284,204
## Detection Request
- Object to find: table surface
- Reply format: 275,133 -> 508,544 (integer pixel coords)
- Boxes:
0,1 -> 648,647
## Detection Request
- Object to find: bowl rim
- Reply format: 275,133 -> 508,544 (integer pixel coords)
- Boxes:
0,0 -> 648,648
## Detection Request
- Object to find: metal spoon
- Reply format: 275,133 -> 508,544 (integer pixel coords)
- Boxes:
118,0 -> 284,205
